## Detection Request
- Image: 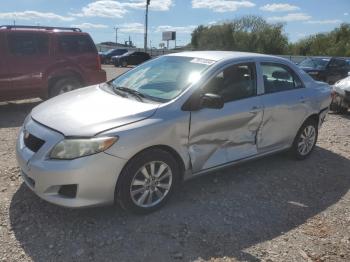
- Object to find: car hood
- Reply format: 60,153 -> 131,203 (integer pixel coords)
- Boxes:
31,85 -> 159,137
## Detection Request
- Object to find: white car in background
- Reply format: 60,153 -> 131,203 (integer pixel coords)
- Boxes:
331,75 -> 350,114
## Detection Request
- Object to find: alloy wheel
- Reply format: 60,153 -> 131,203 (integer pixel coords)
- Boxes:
297,125 -> 316,156
130,161 -> 173,208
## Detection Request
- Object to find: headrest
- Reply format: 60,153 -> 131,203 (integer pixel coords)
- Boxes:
272,70 -> 290,80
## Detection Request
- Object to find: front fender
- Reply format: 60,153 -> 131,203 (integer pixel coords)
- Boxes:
102,110 -> 191,171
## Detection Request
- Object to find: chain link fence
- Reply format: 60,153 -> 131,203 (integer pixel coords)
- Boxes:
96,44 -> 335,64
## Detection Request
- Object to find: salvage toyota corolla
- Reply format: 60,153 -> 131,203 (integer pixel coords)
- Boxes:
16,51 -> 331,213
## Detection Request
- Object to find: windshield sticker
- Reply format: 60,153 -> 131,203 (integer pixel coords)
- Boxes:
190,58 -> 215,65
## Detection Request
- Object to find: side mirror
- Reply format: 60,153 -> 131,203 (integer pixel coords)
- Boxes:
200,93 -> 224,109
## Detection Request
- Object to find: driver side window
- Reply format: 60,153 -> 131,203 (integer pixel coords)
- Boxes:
203,63 -> 257,103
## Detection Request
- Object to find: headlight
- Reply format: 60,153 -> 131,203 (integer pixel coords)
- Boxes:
50,137 -> 118,160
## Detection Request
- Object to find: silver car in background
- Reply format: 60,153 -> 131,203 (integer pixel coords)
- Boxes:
16,51 -> 331,213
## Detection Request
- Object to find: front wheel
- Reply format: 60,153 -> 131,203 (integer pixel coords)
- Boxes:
291,119 -> 318,160
116,149 -> 180,214
121,60 -> 128,67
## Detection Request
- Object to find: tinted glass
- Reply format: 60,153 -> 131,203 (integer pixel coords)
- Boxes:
59,35 -> 95,54
8,33 -> 48,55
328,59 -> 347,68
299,58 -> 330,69
262,63 -> 303,94
203,63 -> 257,102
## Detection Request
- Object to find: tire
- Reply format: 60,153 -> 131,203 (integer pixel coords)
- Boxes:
116,149 -> 180,214
291,119 -> 318,160
49,77 -> 81,98
337,106 -> 348,115
122,60 -> 128,67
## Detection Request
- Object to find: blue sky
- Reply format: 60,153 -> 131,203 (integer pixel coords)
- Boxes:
1,0 -> 349,48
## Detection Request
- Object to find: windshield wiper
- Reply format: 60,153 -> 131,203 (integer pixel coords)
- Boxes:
113,86 -> 145,101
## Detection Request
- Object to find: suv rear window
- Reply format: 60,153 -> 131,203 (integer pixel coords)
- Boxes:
8,33 -> 49,55
58,35 -> 95,54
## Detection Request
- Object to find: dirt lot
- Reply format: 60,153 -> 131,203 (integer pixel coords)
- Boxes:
0,67 -> 350,261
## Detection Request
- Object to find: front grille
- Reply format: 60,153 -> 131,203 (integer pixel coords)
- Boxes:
24,132 -> 45,152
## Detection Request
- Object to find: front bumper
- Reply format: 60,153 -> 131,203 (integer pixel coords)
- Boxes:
16,118 -> 127,208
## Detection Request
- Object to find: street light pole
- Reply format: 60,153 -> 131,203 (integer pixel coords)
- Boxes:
144,0 -> 150,52
114,27 -> 119,46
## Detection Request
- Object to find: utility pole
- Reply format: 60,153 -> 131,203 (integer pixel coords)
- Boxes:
114,27 -> 119,46
144,0 -> 150,52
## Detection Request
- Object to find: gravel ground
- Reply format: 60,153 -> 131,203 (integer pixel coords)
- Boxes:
0,69 -> 349,261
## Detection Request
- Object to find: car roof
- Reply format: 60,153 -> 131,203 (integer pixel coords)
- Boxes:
0,25 -> 87,35
166,51 -> 277,62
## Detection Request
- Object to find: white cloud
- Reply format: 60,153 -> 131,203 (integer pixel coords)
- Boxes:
71,23 -> 108,29
267,13 -> 311,22
0,11 -> 74,21
192,0 -> 255,12
156,25 -> 197,34
124,0 -> 173,11
74,0 -> 173,18
260,3 -> 300,12
119,23 -> 144,33
344,12 -> 349,16
74,1 -> 127,18
306,19 -> 342,25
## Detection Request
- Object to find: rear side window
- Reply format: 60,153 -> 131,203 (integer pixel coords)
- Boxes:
58,35 -> 95,54
328,59 -> 347,68
8,33 -> 49,55
261,63 -> 303,94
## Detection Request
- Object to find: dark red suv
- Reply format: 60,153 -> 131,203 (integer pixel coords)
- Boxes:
0,25 -> 106,101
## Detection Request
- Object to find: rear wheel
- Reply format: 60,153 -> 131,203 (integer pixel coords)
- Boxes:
291,119 -> 318,160
116,149 -> 180,214
49,77 -> 81,98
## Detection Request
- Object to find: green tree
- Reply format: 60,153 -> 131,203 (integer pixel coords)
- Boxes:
190,16 -> 288,54
290,23 -> 350,57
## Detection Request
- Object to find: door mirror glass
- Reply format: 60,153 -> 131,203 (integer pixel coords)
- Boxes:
200,93 -> 224,109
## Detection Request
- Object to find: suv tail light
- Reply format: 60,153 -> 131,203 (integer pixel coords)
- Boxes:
96,54 -> 102,70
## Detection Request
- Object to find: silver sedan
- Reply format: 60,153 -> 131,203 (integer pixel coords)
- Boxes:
16,51 -> 331,213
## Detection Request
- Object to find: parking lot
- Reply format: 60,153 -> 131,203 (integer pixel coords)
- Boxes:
0,65 -> 350,261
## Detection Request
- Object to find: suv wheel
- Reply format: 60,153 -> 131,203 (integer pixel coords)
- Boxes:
49,77 -> 81,98
116,149 -> 180,214
291,119 -> 318,160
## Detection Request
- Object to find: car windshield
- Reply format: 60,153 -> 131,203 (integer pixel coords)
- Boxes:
111,56 -> 215,102
299,58 -> 330,69
105,49 -> 116,55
